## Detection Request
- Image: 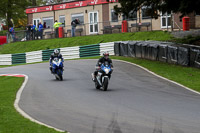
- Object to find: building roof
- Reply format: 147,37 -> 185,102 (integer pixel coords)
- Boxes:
26,0 -> 118,14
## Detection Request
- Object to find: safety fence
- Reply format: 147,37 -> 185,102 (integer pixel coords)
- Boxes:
114,41 -> 200,68
0,42 -> 114,65
5,19 -> 153,43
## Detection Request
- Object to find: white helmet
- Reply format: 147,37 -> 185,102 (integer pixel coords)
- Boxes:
54,49 -> 59,56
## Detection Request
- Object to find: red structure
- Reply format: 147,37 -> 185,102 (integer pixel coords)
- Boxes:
122,20 -> 128,32
182,17 -> 190,31
58,27 -> 64,38
0,36 -> 7,45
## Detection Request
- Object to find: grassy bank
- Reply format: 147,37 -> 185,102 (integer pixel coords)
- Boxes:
0,76 -> 63,133
0,31 -> 172,54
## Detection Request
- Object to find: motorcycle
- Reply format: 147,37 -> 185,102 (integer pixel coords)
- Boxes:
51,58 -> 64,81
93,62 -> 112,91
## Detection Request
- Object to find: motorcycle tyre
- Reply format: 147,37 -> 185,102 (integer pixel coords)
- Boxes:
103,77 -> 108,91
58,69 -> 63,81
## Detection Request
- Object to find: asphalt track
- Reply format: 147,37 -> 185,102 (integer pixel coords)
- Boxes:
1,59 -> 200,133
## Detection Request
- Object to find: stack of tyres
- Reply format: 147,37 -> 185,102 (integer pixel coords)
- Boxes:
158,44 -> 168,62
148,43 -> 159,61
167,45 -> 178,64
135,42 -> 142,58
141,42 -> 149,59
114,42 -> 121,56
119,41 -> 128,56
176,45 -> 190,66
190,48 -> 200,68
127,41 -> 137,57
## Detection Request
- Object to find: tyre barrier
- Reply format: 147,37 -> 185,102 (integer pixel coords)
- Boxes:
114,41 -> 200,69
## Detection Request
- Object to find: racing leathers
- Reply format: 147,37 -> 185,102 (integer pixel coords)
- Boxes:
93,57 -> 113,81
49,53 -> 64,73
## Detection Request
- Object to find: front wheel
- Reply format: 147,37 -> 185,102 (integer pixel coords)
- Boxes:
58,69 -> 63,81
103,77 -> 108,91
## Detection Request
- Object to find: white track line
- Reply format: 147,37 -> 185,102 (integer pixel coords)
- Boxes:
0,74 -> 66,133
113,59 -> 200,95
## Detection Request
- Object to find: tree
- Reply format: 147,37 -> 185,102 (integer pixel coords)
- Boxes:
111,0 -> 200,19
0,0 -> 31,29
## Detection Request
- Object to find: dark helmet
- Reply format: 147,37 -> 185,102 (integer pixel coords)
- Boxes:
103,51 -> 109,59
54,49 -> 60,56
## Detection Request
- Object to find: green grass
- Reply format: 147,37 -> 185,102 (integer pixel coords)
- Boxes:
0,31 -> 172,54
0,76 -> 64,133
111,56 -> 200,92
173,35 -> 200,45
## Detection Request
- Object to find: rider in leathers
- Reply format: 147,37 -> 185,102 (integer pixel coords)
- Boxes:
92,51 -> 113,81
49,49 -> 64,73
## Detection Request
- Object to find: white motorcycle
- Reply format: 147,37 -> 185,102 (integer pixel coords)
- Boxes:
93,62 -> 112,91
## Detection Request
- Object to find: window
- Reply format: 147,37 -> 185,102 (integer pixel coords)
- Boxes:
71,13 -> 84,24
122,10 -> 137,20
111,9 -> 118,22
89,11 -> 99,34
161,12 -> 171,28
33,18 -> 41,28
59,15 -> 65,27
142,6 -> 151,19
42,17 -> 54,28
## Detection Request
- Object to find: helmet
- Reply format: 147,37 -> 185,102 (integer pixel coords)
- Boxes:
103,51 -> 109,59
54,49 -> 60,56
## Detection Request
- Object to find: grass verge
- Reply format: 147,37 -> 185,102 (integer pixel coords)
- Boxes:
0,31 -> 172,54
111,56 -> 200,92
0,76 -> 63,133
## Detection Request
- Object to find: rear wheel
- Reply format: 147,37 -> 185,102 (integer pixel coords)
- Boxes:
103,77 -> 108,91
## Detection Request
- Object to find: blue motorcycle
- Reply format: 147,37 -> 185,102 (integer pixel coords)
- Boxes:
94,62 -> 112,91
52,58 -> 64,81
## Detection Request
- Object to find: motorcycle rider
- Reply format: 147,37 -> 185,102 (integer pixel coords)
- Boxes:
49,49 -> 64,73
92,51 -> 113,81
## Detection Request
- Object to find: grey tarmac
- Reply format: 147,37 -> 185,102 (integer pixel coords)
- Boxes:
0,59 -> 200,133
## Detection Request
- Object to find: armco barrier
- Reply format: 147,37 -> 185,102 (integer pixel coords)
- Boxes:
26,51 -> 42,63
0,54 -> 12,65
100,42 -> 114,56
42,49 -> 55,61
79,44 -> 100,57
60,46 -> 80,59
0,42 -> 114,65
12,53 -> 26,64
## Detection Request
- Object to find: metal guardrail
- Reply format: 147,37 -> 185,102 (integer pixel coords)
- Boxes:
5,19 -> 153,43
0,42 -> 114,65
